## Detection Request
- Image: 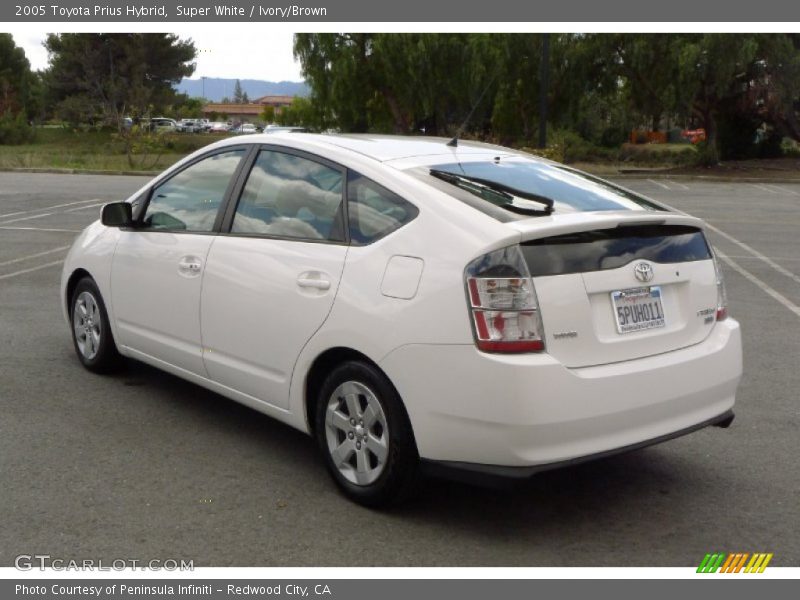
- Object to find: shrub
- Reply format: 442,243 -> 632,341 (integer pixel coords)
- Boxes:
0,111 -> 35,145
523,129 -> 617,164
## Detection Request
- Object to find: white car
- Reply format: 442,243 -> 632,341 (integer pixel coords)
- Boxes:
61,134 -> 742,506
234,123 -> 258,134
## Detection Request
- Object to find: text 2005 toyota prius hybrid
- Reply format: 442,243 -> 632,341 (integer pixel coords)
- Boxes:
61,134 -> 742,506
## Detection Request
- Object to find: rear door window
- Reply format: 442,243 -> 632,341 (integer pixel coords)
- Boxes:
231,150 -> 346,241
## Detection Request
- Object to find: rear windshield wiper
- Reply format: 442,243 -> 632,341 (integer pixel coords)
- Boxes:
429,169 -> 554,215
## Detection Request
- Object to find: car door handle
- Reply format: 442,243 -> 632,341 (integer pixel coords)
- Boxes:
178,256 -> 203,277
297,276 -> 331,290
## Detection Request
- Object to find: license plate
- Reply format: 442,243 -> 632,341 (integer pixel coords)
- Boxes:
611,286 -> 666,334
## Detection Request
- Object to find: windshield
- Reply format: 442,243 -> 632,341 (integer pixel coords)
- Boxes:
427,158 -> 665,216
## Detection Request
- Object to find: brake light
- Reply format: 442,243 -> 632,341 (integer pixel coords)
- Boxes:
712,251 -> 728,321
465,245 -> 545,353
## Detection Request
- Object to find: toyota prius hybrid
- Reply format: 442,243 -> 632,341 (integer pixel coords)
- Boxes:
61,134 -> 742,506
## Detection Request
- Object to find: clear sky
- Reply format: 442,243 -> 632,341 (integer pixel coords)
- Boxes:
11,28 -> 304,82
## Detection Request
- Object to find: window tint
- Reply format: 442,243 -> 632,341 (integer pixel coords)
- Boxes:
142,149 -> 245,232
521,225 -> 711,276
428,159 -> 664,215
347,172 -> 418,245
232,150 -> 345,241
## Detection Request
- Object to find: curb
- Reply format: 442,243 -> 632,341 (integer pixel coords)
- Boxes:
609,173 -> 800,184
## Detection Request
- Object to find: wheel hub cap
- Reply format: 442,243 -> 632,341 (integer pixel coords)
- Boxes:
324,380 -> 389,486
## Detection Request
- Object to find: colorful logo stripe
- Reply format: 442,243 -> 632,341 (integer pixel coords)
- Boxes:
697,553 -> 773,573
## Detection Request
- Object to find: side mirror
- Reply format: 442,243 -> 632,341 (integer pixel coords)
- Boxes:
101,202 -> 134,228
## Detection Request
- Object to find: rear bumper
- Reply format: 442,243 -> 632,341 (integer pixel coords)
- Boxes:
421,409 -> 734,487
379,318 -> 742,468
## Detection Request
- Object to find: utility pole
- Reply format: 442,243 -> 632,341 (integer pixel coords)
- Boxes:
201,76 -> 207,100
538,33 -> 550,149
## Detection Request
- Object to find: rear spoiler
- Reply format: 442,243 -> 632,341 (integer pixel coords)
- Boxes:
507,210 -> 706,243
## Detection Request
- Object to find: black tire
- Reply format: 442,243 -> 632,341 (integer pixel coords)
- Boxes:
69,276 -> 121,373
314,360 -> 419,507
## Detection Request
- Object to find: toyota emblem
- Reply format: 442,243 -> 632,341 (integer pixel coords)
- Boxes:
633,262 -> 654,283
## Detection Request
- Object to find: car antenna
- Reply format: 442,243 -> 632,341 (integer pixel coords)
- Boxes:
447,70 -> 500,148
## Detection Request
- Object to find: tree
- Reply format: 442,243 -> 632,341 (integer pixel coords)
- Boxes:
261,105 -> 275,123
0,33 -> 38,117
294,33 -> 503,135
293,33 -> 800,160
44,33 -> 196,127
233,79 -> 245,103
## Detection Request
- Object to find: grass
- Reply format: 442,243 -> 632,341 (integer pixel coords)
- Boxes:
0,127 -> 228,172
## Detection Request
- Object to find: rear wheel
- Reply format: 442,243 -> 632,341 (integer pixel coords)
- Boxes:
315,361 -> 419,507
70,277 -> 121,373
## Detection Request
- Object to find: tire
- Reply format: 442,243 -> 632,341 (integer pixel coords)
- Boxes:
69,276 -> 121,373
315,360 -> 419,507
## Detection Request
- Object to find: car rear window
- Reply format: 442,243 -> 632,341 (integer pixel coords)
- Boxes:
424,159 -> 664,217
521,225 -> 712,277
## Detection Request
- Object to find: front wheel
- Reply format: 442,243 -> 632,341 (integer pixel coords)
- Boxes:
70,277 -> 121,373
315,361 -> 419,507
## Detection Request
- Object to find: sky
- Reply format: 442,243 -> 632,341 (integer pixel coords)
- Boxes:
11,28 -> 304,82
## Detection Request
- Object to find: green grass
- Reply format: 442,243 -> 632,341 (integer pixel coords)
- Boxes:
0,127 -> 229,172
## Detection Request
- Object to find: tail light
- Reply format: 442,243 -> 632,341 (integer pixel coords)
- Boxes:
712,251 -> 728,321
465,245 -> 545,353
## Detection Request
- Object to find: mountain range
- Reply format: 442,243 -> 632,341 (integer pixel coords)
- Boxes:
176,78 -> 309,102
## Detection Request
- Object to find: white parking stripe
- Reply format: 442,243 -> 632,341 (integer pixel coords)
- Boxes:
0,199 -> 104,219
0,260 -> 63,281
0,246 -> 70,268
717,250 -> 800,320
749,183 -> 778,194
705,223 -> 800,286
766,185 -> 800,197
672,181 -> 690,191
0,213 -> 53,225
63,203 -> 104,213
0,226 -> 80,233
647,179 -> 671,190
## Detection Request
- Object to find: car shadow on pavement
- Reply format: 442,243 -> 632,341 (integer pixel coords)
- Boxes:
109,357 -> 721,559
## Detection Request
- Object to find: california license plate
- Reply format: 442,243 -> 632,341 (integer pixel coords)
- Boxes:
611,286 -> 666,334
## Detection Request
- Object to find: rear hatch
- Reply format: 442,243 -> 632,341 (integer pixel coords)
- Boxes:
511,214 -> 718,368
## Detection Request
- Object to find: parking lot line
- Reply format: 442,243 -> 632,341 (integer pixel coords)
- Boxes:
765,184 -> 800,197
0,199 -> 104,220
0,246 -> 70,268
63,203 -> 104,213
0,226 -> 81,233
672,181 -> 690,191
705,223 -> 800,286
0,259 -> 63,281
647,179 -> 671,190
749,183 -> 778,194
717,250 -> 800,320
0,213 -> 54,225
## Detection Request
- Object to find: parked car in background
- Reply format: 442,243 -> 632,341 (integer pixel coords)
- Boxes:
231,123 -> 258,134
208,122 -> 230,133
144,118 -> 177,133
61,134 -> 742,507
177,119 -> 202,133
264,125 -> 308,134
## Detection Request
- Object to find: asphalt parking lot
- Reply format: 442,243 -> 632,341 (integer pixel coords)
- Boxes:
0,172 -> 798,567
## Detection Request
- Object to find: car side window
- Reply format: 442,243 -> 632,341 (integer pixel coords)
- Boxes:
231,150 -> 345,241
142,149 -> 245,232
347,172 -> 419,245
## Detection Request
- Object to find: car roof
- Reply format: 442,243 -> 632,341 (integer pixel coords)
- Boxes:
214,133 -> 526,164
